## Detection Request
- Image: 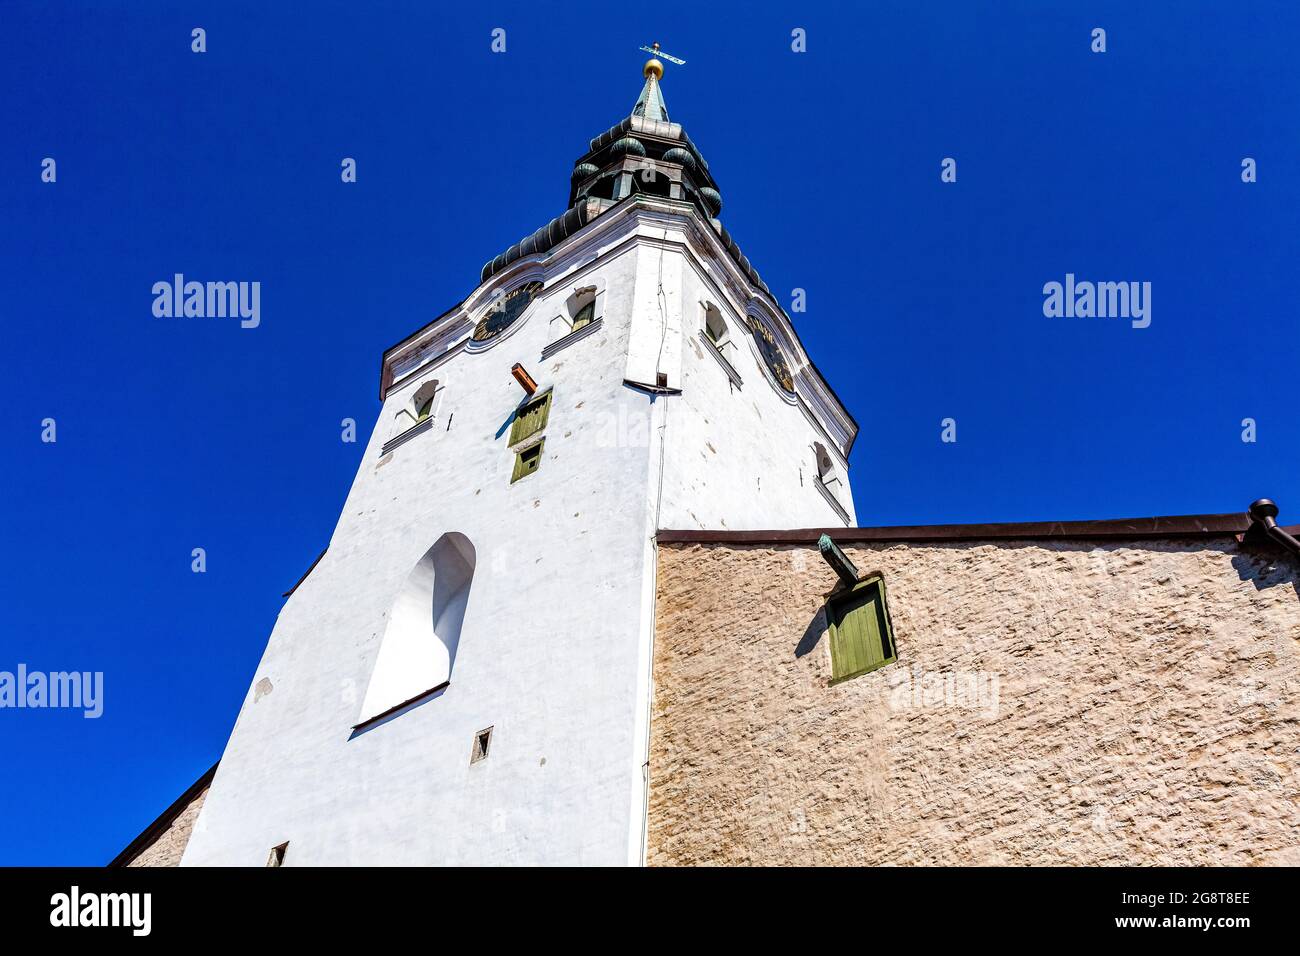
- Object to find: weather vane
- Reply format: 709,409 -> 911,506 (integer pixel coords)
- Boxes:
639,41 -> 686,66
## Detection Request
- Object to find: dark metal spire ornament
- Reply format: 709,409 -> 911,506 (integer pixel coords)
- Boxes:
632,42 -> 681,122
638,41 -> 686,66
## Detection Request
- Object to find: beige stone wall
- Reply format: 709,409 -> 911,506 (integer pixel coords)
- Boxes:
125,785 -> 209,867
648,538 -> 1300,865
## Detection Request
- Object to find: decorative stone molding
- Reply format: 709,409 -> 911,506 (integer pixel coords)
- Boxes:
816,476 -> 852,526
698,329 -> 742,389
381,416 -> 434,456
542,317 -> 604,360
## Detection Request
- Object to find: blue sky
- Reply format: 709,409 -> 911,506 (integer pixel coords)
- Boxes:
1,1 -> 1296,864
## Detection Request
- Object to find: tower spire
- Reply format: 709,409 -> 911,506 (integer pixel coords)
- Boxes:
633,57 -> 668,122
633,41 -> 683,123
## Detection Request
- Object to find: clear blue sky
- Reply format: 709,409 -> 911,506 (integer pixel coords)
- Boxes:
1,1 -> 1296,864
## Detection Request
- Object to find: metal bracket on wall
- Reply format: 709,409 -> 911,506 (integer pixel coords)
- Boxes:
1245,499 -> 1300,560
818,533 -> 859,588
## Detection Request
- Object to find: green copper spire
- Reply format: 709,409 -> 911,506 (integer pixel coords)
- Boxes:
632,54 -> 669,122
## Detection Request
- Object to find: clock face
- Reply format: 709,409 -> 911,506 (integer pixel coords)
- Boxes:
473,281 -> 542,342
748,316 -> 794,392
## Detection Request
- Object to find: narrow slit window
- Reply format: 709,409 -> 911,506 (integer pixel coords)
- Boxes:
511,440 -> 544,483
827,576 -> 896,684
471,726 -> 493,764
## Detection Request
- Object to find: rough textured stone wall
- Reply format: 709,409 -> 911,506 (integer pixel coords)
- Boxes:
126,786 -> 209,867
648,538 -> 1300,865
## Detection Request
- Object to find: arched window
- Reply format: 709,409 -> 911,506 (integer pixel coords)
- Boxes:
571,298 -> 595,332
356,532 -> 476,728
812,441 -> 850,524
696,300 -> 745,389
567,285 -> 599,332
702,302 -> 730,348
814,441 -> 839,487
410,380 -> 440,418
634,166 -> 672,198
547,283 -> 604,353
389,378 -> 440,439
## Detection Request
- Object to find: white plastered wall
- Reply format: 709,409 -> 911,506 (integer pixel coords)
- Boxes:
182,200 -> 856,866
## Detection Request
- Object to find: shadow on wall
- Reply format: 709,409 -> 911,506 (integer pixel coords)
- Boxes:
1232,548 -> 1300,597
795,607 -> 827,659
783,538 -> 1299,661
354,532 -> 477,731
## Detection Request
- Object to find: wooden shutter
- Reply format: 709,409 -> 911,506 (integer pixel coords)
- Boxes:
509,392 -> 551,445
511,440 -> 544,483
828,577 -> 896,684
524,441 -> 543,475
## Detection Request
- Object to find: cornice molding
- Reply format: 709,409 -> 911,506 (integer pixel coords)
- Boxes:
377,198 -> 858,458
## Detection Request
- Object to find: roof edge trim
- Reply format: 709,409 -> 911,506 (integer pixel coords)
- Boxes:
656,512 -> 1296,546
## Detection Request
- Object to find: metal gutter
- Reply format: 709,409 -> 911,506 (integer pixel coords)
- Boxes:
658,511 -> 1266,546
1247,499 -> 1300,559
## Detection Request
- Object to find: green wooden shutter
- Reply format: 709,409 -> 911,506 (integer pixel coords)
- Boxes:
511,439 -> 544,483
534,393 -> 551,434
828,578 -> 896,684
509,392 -> 551,445
416,396 -> 434,422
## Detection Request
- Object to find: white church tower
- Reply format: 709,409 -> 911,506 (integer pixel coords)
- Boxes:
182,50 -> 857,866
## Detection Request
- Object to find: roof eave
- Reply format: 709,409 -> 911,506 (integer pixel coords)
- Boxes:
657,512 -> 1292,546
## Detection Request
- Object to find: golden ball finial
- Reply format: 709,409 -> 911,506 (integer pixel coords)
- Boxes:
643,57 -> 663,80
